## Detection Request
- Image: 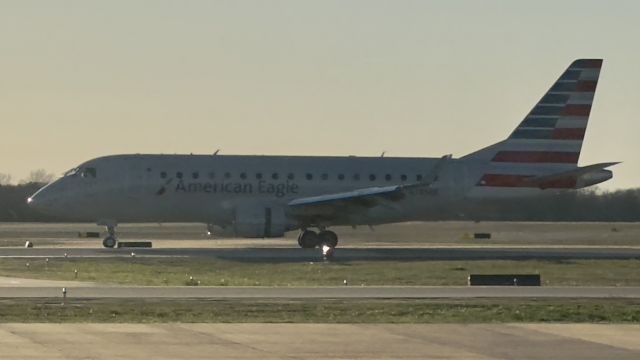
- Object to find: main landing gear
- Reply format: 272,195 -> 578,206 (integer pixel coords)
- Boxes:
102,225 -> 118,248
297,229 -> 339,259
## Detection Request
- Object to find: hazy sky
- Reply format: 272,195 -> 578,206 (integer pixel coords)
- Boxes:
1,1 -> 638,189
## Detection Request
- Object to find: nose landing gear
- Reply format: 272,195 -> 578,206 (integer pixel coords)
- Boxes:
102,225 -> 118,248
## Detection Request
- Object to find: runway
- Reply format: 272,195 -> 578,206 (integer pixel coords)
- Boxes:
1,246 -> 639,262
3,323 -> 639,360
2,285 -> 640,299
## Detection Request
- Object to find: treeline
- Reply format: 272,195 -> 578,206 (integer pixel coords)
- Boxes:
0,183 -> 58,221
463,188 -> 640,222
0,183 -> 639,222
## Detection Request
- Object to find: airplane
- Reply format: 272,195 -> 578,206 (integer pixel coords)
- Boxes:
28,59 -> 617,251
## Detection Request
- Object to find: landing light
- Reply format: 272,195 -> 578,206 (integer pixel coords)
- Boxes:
322,245 -> 334,259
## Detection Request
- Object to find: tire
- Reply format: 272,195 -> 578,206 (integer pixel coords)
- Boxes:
318,230 -> 338,248
298,230 -> 319,248
103,236 -> 117,248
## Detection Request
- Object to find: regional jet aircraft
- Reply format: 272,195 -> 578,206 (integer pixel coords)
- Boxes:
28,59 -> 617,250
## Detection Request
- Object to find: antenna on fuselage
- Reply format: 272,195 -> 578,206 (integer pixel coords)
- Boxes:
380,151 -> 386,158
213,149 -> 220,155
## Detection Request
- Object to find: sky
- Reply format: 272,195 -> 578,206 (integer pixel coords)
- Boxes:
1,0 -> 638,189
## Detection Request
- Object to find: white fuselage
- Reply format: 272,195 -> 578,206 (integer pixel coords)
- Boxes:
28,153 -> 569,232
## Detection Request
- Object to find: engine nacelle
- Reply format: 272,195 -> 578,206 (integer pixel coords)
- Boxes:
233,204 -> 289,238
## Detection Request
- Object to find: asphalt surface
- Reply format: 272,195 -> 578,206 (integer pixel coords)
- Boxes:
1,286 -> 640,299
1,246 -> 640,262
4,324 -> 639,360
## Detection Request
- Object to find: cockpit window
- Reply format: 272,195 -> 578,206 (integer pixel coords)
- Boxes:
64,166 -> 97,178
81,167 -> 97,178
64,167 -> 80,177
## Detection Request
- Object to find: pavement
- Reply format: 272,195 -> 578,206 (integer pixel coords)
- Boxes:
1,323 -> 638,359
0,276 -> 95,288
1,285 -> 639,299
1,246 -> 639,262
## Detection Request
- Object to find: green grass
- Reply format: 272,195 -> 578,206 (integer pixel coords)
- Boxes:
0,298 -> 638,323
0,257 -> 639,286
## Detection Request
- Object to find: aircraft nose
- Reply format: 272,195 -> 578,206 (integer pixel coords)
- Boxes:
27,187 -> 56,213
27,192 -> 44,210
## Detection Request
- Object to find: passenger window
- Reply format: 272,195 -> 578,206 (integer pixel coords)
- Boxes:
306,173 -> 313,180
240,172 -> 247,180
224,172 -> 231,179
256,173 -> 263,180
369,174 -> 376,181
208,172 -> 215,179
353,174 -> 360,181
321,173 -> 328,181
272,173 -> 279,180
417,174 -> 423,182
287,173 -> 294,180
160,171 -> 167,179
385,174 -> 392,181
338,174 -> 345,181
176,172 -> 183,179
192,172 -> 199,179
401,174 -> 407,181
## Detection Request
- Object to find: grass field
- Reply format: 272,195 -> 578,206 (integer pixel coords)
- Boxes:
0,298 -> 638,323
1,257 -> 639,286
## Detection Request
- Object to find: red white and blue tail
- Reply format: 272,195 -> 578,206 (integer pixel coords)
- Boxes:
463,59 -> 616,191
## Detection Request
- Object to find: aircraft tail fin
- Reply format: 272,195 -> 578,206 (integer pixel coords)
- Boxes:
463,59 -> 602,165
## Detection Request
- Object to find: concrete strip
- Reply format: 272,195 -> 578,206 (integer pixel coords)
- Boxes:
0,323 -> 638,360
1,286 -> 640,299
0,246 -> 639,262
0,276 -> 95,288
518,324 -> 640,352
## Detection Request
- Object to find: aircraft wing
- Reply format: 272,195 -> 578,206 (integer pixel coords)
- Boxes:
287,154 -> 452,225
289,185 -> 404,210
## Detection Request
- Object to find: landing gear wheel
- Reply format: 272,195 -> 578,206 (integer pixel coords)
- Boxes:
318,230 -> 338,248
298,230 -> 320,248
102,236 -> 117,248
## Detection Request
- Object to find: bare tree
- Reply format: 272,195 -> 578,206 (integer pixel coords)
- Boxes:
21,169 -> 55,184
0,173 -> 12,185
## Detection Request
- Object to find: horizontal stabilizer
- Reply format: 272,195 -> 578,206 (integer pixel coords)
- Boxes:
530,162 -> 619,189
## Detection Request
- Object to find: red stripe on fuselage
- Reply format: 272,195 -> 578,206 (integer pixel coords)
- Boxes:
478,174 -> 534,187
478,174 -> 577,189
492,151 -> 580,163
